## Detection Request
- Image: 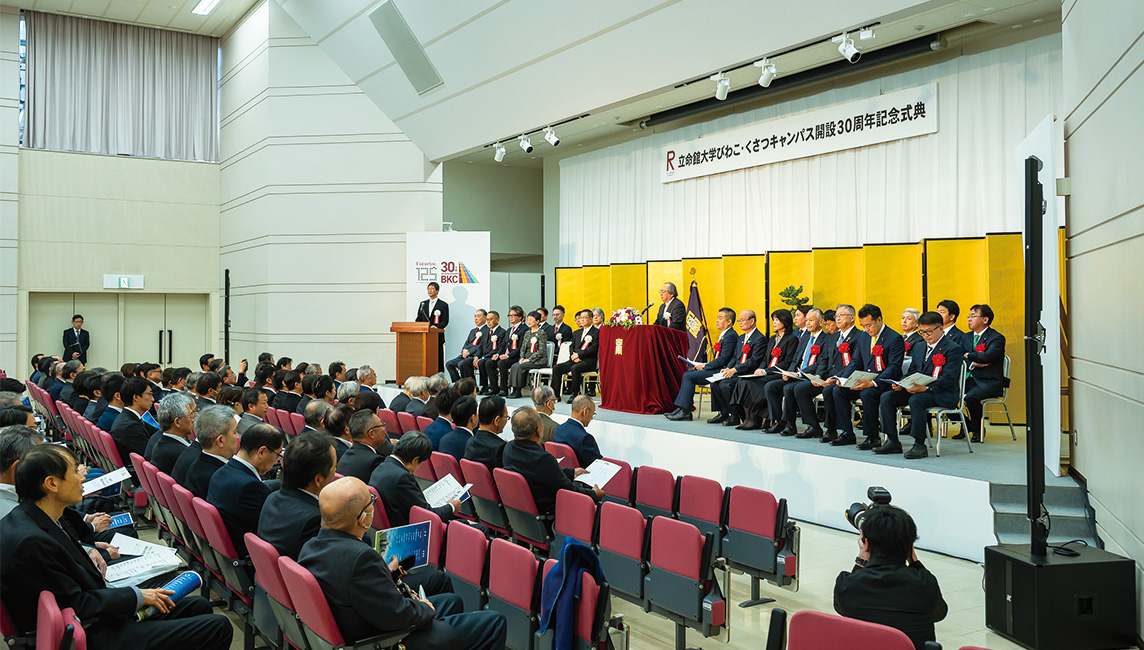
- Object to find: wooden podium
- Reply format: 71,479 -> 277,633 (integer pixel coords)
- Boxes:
390,322 -> 443,385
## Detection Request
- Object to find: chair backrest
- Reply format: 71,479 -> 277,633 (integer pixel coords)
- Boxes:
416,416 -> 434,432
493,468 -> 540,515
100,431 -> 125,469
413,457 -> 437,483
544,441 -> 580,469
245,533 -> 294,608
459,459 -> 500,502
648,516 -> 703,580
397,412 -> 418,435
678,475 -> 725,525
539,556 -> 601,646
554,489 -> 597,545
128,452 -> 150,493
289,413 -> 305,435
36,590 -> 86,650
366,485 -> 391,530
488,538 -> 538,611
264,408 -> 281,429
278,555 -> 346,647
379,409 -> 400,438
192,497 -> 240,560
634,465 -> 676,513
725,485 -> 779,538
1001,354 -> 1011,398
430,451 -> 464,484
597,501 -> 646,560
170,482 -> 208,539
408,506 -> 446,567
444,519 -> 489,587
787,610 -> 915,650
600,457 -> 632,503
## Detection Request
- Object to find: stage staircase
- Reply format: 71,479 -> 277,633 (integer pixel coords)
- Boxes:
989,473 -> 1101,548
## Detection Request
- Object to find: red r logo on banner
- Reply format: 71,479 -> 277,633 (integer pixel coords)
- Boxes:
666,150 -> 675,171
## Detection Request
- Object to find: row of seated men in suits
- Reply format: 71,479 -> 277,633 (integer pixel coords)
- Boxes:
445,305 -> 606,404
665,300 -> 1007,460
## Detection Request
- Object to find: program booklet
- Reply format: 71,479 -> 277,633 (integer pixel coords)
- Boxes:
422,474 -> 472,509
885,373 -> 937,389
831,371 -> 879,388
372,520 -> 431,569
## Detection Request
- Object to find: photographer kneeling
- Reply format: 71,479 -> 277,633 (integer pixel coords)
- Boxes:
834,504 -> 948,649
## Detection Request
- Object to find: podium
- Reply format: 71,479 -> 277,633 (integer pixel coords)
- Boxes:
390,322 -> 444,385
598,324 -> 688,414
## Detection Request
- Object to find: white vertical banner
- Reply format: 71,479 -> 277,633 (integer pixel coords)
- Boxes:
406,232 -> 492,364
1016,114 -> 1064,476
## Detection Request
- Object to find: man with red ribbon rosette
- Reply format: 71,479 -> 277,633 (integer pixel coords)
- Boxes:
763,308 -> 828,437
728,309 -> 800,429
901,308 -> 924,357
706,311 -> 767,426
475,311 -> 506,394
958,304 -> 1007,443
793,306 -> 862,442
415,282 -> 450,373
666,308 -> 739,421
446,309 -> 491,382
551,309 -> 601,404
878,311 -> 966,459
822,304 -> 905,448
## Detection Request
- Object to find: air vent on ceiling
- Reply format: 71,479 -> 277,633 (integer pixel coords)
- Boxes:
368,0 -> 443,95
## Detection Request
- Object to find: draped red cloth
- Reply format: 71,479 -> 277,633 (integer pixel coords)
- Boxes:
599,325 -> 688,414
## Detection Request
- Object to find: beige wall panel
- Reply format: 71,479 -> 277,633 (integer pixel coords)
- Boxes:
71,293 -> 119,369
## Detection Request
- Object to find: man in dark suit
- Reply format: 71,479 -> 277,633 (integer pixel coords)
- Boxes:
446,310 -> 490,382
936,299 -> 964,340
793,305 -> 811,342
206,423 -> 283,558
256,431 -> 335,560
823,304 -> 905,449
423,388 -> 458,450
54,360 -> 83,403
237,387 -> 269,435
654,283 -> 687,331
553,396 -> 602,467
174,405 -> 239,497
475,311 -> 507,394
877,311 -> 966,459
537,307 -> 555,343
960,304 -> 1006,443
369,432 -> 460,528
389,384 -> 413,415
486,306 -> 525,397
0,445 -> 232,649
706,311 -> 767,426
404,376 -> 430,417
298,477 -> 507,650
463,396 -> 507,472
802,307 -> 862,442
62,314 -> 90,364
96,372 -> 126,432
667,307 -> 738,421
439,396 -> 478,461
338,410 -> 393,482
255,362 -> 278,407
65,370 -> 93,414
146,392 -> 197,475
194,371 -> 223,413
273,370 -> 303,414
415,282 -> 450,373
551,310 -> 600,403
764,309 -> 829,437
549,306 -> 574,359
502,408 -> 602,518
110,378 -> 158,485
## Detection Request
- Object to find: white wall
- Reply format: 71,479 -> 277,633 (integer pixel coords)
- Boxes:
1063,0 -> 1144,634
0,8 -> 20,374
219,1 -> 442,382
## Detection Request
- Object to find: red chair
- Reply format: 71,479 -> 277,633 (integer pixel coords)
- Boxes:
408,506 -> 446,568
600,457 -> 632,506
289,413 -> 306,436
429,453 -> 476,522
643,516 -> 726,649
787,610 -> 914,650
721,486 -> 798,607
366,485 -> 391,531
264,408 -> 281,430
278,555 -> 413,650
245,533 -> 307,650
632,465 -> 676,519
487,539 -> 541,650
378,409 -> 400,439
552,489 -> 597,557
544,441 -> 579,469
596,501 -> 647,601
165,478 -> 218,578
677,475 -> 726,553
443,520 -> 489,613
536,557 -> 610,650
493,468 -> 553,552
459,459 -> 511,536
191,498 -> 257,648
397,412 -> 418,435
412,457 -> 437,492
416,416 -> 434,432
36,590 -> 87,650
129,454 -> 169,536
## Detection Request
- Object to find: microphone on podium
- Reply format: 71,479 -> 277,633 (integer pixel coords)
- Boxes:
639,302 -> 655,317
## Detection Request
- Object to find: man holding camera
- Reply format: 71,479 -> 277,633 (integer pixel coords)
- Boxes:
834,502 -> 947,650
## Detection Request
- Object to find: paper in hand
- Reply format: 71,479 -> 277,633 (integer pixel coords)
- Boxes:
422,474 -> 473,509
575,459 -> 621,488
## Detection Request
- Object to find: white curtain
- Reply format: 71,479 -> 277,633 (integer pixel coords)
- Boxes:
24,11 -> 219,162
559,34 -> 1062,266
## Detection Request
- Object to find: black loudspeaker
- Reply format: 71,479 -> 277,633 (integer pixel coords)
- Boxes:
984,544 -> 1137,650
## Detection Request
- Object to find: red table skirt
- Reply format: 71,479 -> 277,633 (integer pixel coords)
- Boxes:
599,324 -> 688,414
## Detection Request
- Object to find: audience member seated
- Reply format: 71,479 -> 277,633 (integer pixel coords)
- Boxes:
730,309 -> 800,429
206,423 -> 284,558
173,405 -> 238,498
532,386 -> 558,443
403,376 -> 431,417
446,309 -> 490,382
548,305 -> 574,353
303,399 -> 333,437
296,373 -> 318,414
421,373 -> 450,419
194,371 -> 223,412
215,384 -> 243,415
336,380 -> 360,409
834,505 -> 947,650
255,362 -> 277,406
82,372 -> 108,422
257,431 -> 336,560
551,309 -> 600,403
28,353 -> 45,384
357,364 -> 381,397
53,359 -> 83,402
0,406 -> 35,429
274,370 -> 303,413
328,361 -> 347,389
666,307 -> 738,422
96,372 -> 126,431
146,392 -> 198,475
553,396 -> 602,467
455,377 -> 477,400
237,387 -> 268,435
438,396 -> 478,461
901,308 -> 923,352
506,311 -> 548,399
337,409 -> 392,482
1,426 -> 45,518
388,381 -> 413,414
66,369 -> 95,414
369,432 -> 460,528
822,304 -> 905,449
960,303 -> 1006,443
501,408 -> 601,517
423,387 -> 458,450
297,477 -> 506,650
110,378 -> 158,484
0,445 -> 233,649
814,305 -> 863,443
463,396 -> 507,472
475,311 -> 506,395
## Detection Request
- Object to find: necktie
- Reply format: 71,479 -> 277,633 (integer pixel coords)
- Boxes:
925,345 -> 934,363
967,332 -> 981,377
870,331 -> 877,352
801,334 -> 815,367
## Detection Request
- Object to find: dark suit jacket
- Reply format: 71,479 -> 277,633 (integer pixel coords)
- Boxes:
206,458 -> 272,558
337,442 -> 387,482
904,331 -> 925,354
730,329 -> 769,375
655,298 -> 687,331
824,328 -> 864,378
256,487 -> 321,560
416,298 -> 450,335
787,330 -> 827,373
48,378 -> 66,401
149,434 -> 192,476
502,439 -> 596,516
182,450 -> 227,498
962,328 -> 1006,396
369,455 -> 453,527
261,387 -> 278,408
332,436 -> 353,461
388,392 -> 412,415
460,325 -> 488,357
170,440 -> 202,484
762,332 -> 800,372
63,328 -> 90,364
421,398 -> 440,420
423,417 -> 453,450
909,334 -> 966,406
569,326 -> 600,366
237,412 -> 264,436
0,502 -> 137,633
540,322 -> 555,342
480,326 -> 507,362
702,328 -> 739,370
834,554 -> 948,650
552,419 -> 601,467
65,391 -> 89,415
195,396 -> 219,413
59,381 -> 77,405
404,398 -> 426,417
96,406 -> 120,433
297,528 -> 442,646
438,427 -> 473,462
84,397 -> 106,423
110,409 -> 157,483
296,395 -> 313,415
463,429 -> 506,472
274,391 -> 302,414
841,325 -> 906,384
497,323 -> 526,362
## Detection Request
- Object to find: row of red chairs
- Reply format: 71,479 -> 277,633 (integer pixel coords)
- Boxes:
265,406 -> 432,440
773,609 -> 968,650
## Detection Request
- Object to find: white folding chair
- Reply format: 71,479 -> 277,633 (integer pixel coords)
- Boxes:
926,360 -> 972,456
980,355 -> 1016,440
529,342 -> 557,389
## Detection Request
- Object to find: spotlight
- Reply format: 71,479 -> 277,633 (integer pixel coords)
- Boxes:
518,135 -> 532,153
753,59 -> 777,88
544,127 -> 559,147
710,72 -> 730,101
838,34 -> 861,63
493,142 -> 506,162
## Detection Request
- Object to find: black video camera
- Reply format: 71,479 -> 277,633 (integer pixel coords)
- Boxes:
845,486 -> 892,530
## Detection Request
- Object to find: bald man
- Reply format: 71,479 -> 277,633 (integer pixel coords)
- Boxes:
298,478 -> 507,650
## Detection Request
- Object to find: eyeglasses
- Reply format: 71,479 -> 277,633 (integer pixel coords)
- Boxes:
359,492 -> 377,521
917,326 -> 941,336
367,424 -> 386,435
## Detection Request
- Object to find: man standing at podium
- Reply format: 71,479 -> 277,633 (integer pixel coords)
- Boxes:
654,283 -> 686,331
415,282 -> 449,373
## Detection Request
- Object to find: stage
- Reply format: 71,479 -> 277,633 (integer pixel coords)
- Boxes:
377,385 -> 1083,563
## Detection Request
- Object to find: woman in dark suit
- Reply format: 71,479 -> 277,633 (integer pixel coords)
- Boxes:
732,309 -> 800,430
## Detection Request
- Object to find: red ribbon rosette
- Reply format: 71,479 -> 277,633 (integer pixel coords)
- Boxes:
932,354 -> 946,366
904,342 -> 912,354
810,345 -> 821,355
872,345 -> 883,357
838,343 -> 850,354
713,343 -> 722,354
871,344 -> 885,371
742,344 -> 752,355
771,347 -> 782,358
975,343 -> 986,352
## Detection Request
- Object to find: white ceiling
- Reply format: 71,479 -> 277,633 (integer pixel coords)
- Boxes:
3,0 -> 261,37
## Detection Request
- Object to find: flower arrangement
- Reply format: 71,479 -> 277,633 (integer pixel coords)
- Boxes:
606,307 -> 644,329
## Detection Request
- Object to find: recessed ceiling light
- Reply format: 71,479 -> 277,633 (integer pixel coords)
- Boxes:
965,13 -> 976,18
1033,18 -> 1043,24
1012,24 -> 1023,29
191,0 -> 223,15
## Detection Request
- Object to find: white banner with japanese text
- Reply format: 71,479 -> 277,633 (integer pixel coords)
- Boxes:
661,83 -> 938,183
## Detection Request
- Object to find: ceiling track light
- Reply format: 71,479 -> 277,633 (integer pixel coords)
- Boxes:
518,135 -> 533,153
837,33 -> 861,63
544,127 -> 559,147
493,142 -> 506,162
710,72 -> 731,101
753,58 -> 777,88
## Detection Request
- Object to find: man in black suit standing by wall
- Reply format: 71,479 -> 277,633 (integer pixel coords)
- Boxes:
63,314 -> 90,364
416,282 -> 450,373
654,283 -> 687,331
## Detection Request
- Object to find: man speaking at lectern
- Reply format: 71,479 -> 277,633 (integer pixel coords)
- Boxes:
416,282 -> 450,373
654,283 -> 686,331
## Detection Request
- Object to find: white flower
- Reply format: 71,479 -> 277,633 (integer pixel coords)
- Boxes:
434,310 -> 440,316
511,334 -> 518,341
584,335 -> 593,343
